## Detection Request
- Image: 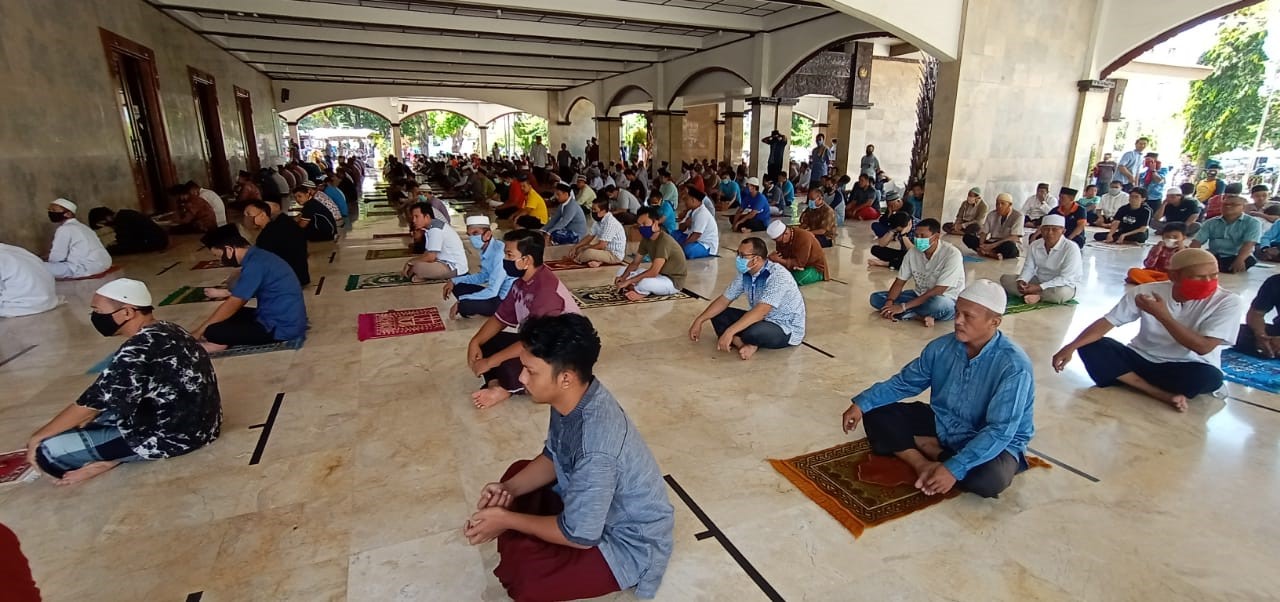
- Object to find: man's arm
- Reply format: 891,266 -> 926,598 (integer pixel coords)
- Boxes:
193,296 -> 248,337
1038,247 -> 1083,289
941,367 -> 1034,480
852,346 -> 934,413
501,453 -> 558,496
1148,305 -> 1227,356
1052,318 -> 1115,370
884,278 -> 907,305
27,403 -> 100,448
903,285 -> 950,309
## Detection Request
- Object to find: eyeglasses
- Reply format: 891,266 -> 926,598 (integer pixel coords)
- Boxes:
736,253 -> 758,259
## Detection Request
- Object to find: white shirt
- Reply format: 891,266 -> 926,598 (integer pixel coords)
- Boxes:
1098,190 -> 1129,218
1019,236 -> 1083,289
0,243 -> 57,317
686,204 -> 718,253
47,218 -> 112,276
898,241 -> 966,299
613,189 -> 641,213
1022,195 -> 1051,220
425,221 -> 467,275
530,143 -> 549,167
199,189 -> 228,226
1105,281 -> 1245,366
591,212 -> 627,259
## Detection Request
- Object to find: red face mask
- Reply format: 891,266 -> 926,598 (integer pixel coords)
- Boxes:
1175,278 -> 1217,300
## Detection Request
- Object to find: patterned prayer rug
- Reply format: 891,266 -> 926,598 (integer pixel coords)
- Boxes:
0,450 -> 34,485
87,338 -> 304,374
1003,295 -> 1079,315
158,285 -> 224,306
1220,348 -> 1280,394
544,258 -> 598,272
357,307 -> 446,341
57,265 -> 121,281
769,439 -> 960,538
191,260 -> 226,270
962,255 -> 986,263
372,232 -> 412,239
570,285 -> 691,309
344,272 -> 448,291
365,248 -> 414,260
367,210 -> 399,217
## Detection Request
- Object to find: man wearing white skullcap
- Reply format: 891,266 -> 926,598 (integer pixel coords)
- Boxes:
24,278 -> 221,485
444,216 -> 515,319
1000,213 -> 1082,305
1053,247 -> 1244,412
842,278 -> 1036,498
44,198 -> 112,279
766,219 -> 828,286
0,241 -> 58,317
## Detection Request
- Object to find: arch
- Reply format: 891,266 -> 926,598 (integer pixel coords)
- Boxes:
606,85 -> 653,112
666,67 -> 751,108
295,103 -> 394,125
400,108 -> 479,128
484,111 -> 526,127
792,110 -> 817,123
562,96 -> 596,123
1098,0 -> 1261,78
768,31 -> 891,96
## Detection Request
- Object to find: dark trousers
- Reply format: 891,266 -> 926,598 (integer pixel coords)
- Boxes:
1233,323 -> 1280,358
1077,337 -> 1223,397
494,460 -> 620,602
1093,230 -> 1149,243
816,234 -> 832,248
739,217 -> 767,232
861,402 -> 1020,498
453,283 -> 502,318
710,308 -> 791,349
203,307 -> 277,347
1217,254 -> 1257,272
869,245 -> 908,269
495,206 -> 519,220
962,234 -> 1019,258
480,331 -> 525,392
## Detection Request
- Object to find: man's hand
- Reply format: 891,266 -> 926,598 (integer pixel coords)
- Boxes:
915,462 -> 957,495
1134,293 -> 1169,318
1022,282 -> 1043,295
1051,347 -> 1074,372
401,261 -> 415,278
879,302 -> 902,320
841,404 -> 863,434
768,252 -> 783,264
25,438 -> 43,475
466,341 -> 483,372
476,482 -> 514,510
688,319 -> 704,342
471,356 -> 494,377
716,332 -> 734,352
463,507 -> 510,545
1015,280 -> 1029,293
1262,335 -> 1280,359
442,281 -> 454,300
203,287 -> 230,300
1230,258 -> 1248,274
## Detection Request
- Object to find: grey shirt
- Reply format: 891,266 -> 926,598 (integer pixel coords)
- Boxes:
545,200 -> 589,240
544,379 -> 674,599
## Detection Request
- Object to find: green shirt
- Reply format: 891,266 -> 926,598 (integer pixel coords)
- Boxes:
1194,214 -> 1263,257
637,232 -> 687,289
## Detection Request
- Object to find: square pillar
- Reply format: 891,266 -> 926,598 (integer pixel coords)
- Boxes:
722,110 -> 745,167
549,120 -> 571,156
1065,80 -> 1114,189
714,120 -> 726,165
649,110 -> 687,173
594,116 -> 622,167
390,123 -> 402,161
832,103 -> 870,179
748,96 -> 797,178
477,125 -> 490,159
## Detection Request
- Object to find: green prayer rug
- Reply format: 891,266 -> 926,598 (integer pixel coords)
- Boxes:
1004,295 -> 1079,315
345,272 -> 449,291
365,248 -> 413,260
159,285 -> 223,306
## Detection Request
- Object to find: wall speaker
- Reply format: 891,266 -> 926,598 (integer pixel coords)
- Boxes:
401,104 -> 409,114
281,88 -> 290,103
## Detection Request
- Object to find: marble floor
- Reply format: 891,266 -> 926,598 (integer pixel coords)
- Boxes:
2,204 -> 1278,601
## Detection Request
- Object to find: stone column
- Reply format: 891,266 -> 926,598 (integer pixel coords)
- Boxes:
747,97 -> 797,178
477,125 -> 489,159
722,110 -> 745,167
594,116 -> 622,167
714,120 -> 725,164
832,103 -> 871,179
649,110 -> 687,173
287,122 -> 300,160
549,120 -> 571,157
1064,80 -> 1114,189
680,105 -> 718,164
390,123 -> 402,161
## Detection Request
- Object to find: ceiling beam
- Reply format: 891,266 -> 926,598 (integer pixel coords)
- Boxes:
253,63 -> 586,88
406,0 -> 762,31
212,37 -> 638,72
153,0 -> 703,49
175,12 -> 661,62
271,76 -> 560,90
234,52 -> 608,81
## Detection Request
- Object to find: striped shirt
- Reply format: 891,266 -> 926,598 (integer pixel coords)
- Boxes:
591,212 -> 627,260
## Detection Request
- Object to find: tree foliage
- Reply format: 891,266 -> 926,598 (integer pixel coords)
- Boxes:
513,114 -> 549,154
298,106 -> 390,139
790,114 -> 814,148
1182,7 -> 1269,163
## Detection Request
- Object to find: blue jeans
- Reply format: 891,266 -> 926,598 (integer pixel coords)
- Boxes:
549,229 -> 580,245
869,290 -> 956,321
35,417 -> 141,479
672,232 -> 713,259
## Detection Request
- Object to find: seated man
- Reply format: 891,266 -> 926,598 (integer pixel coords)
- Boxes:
1053,248 -> 1243,411
943,187 -> 988,236
193,225 -> 307,352
1021,183 -> 1053,227
1094,180 -> 1129,227
242,199 -> 310,286
87,206 -> 169,255
799,186 -> 837,248
25,278 -> 220,484
513,174 -> 550,230
292,185 -> 338,242
847,174 -> 881,221
44,198 -> 112,279
1036,186 -> 1087,248
1152,187 -> 1201,235
766,220 -> 827,286
1190,193 -> 1262,273
404,202 -> 467,282
688,237 -> 806,360
842,279 -> 1034,498
306,180 -> 346,229
963,192 -> 1023,260
235,170 -> 262,206
1248,184 -> 1274,221
671,186 -> 719,260
465,314 -> 673,601
1127,222 -> 1187,285
615,208 -> 688,302
1255,209 -> 1280,261
645,190 -> 679,236
542,183 -> 589,249
568,199 -> 627,267
729,177 -> 769,233
405,179 -> 452,225
1236,273 -> 1280,358
867,211 -> 915,270
169,181 -> 226,232
603,184 -> 640,225
573,173 -> 596,210
1094,187 -> 1151,244
0,241 -> 58,317
466,230 -> 581,409
494,172 -> 527,221
444,216 -> 515,319
870,219 -> 965,327
1001,214 -> 1081,305
871,190 -> 909,238
1078,184 -> 1101,223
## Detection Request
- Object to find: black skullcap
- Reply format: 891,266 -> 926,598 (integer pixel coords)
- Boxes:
1060,186 -> 1078,196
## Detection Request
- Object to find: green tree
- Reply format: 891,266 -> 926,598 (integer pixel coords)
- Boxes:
1182,7 -> 1269,164
428,111 -> 473,153
299,106 -> 390,138
513,114 -> 549,154
790,114 -> 814,148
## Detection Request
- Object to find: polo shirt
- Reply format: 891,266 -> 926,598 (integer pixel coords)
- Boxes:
230,246 -> 307,341
653,201 -> 679,234
495,265 -> 580,328
1115,150 -> 1142,185
1194,214 -> 1263,257
424,219 -> 468,275
1048,205 -> 1088,245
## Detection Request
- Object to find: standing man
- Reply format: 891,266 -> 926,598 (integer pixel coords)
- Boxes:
444,216 -> 515,319
689,237 -> 807,360
44,198 -> 112,279
860,144 -> 880,179
842,279 -> 1035,499
465,314 -> 673,601
556,143 -> 574,183
809,134 -> 833,187
1139,152 -> 1167,216
1115,137 -> 1148,192
1191,194 -> 1262,273
761,129 -> 787,178
869,219 -> 966,327
529,135 -> 549,168
1093,153 -> 1117,187
1002,214 -> 1082,305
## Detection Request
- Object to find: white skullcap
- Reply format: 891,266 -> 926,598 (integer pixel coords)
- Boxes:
301,180 -> 317,189
746,177 -> 761,188
51,198 -> 77,213
1041,214 -> 1066,228
958,279 -> 1006,315
766,220 -> 786,239
96,278 -> 152,307
465,215 -> 491,227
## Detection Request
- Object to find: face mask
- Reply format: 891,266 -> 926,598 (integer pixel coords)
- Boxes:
1175,278 -> 1217,301
807,201 -> 817,210
914,237 -> 932,252
48,212 -> 67,223
1163,238 -> 1180,248
502,258 -> 525,278
469,234 -> 485,250
638,225 -> 654,239
90,308 -> 124,337
221,248 -> 240,268
417,194 -> 427,202
735,256 -> 751,274
721,178 -> 729,184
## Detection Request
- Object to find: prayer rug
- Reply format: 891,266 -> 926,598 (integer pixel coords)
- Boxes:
365,248 -> 414,260
769,439 -> 959,538
1086,242 -> 1140,251
57,265 -> 121,281
158,285 -> 224,306
544,258 -> 599,271
372,232 -> 412,239
1220,348 -> 1280,394
570,285 -> 691,309
1004,295 -> 1078,316
0,450 -> 35,485
209,338 -> 304,359
191,260 -> 226,270
962,255 -> 985,263
357,307 -> 445,341
367,210 -> 399,217
344,272 -> 448,291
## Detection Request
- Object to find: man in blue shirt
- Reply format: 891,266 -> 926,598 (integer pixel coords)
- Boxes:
465,314 -> 674,601
776,172 -> 795,215
645,190 -> 679,235
323,173 -> 349,224
544,183 -> 588,246
809,134 -> 833,185
1114,137 -> 1148,192
445,216 -> 515,318
688,237 -> 807,360
194,225 -> 307,352
1191,194 -> 1263,273
842,279 -> 1036,498
717,172 -> 741,209
729,177 -> 770,232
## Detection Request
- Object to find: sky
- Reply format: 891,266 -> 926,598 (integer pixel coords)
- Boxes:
1144,0 -> 1280,66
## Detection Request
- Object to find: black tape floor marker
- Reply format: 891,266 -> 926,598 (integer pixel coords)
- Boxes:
680,288 -> 705,300
328,251 -> 336,264
0,344 -> 37,368
156,261 -> 180,275
314,276 -> 326,296
800,342 -> 834,358
249,393 -> 285,465
1025,446 -> 1100,483
185,593 -> 203,602
1227,395 -> 1280,414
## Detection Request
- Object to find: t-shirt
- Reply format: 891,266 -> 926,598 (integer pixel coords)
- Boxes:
612,189 -> 640,213
324,185 -> 349,217
424,220 -> 467,274
76,321 -> 221,459
717,179 -> 740,203
776,227 -> 827,278
1049,205 -> 1088,244
1095,160 -> 1116,184
685,205 -> 718,253
524,190 -> 549,224
299,200 -> 336,241
1251,274 -> 1280,329
1104,281 -> 1245,366
1162,199 -> 1200,224
495,265 -> 581,328
1195,178 -> 1224,202
636,232 -> 688,289
742,190 -> 770,221
199,189 -> 228,226
898,241 -> 966,299
653,201 -> 679,234
1194,214 -> 1263,257
230,247 -> 308,341
1113,203 -> 1152,235
256,215 -> 311,286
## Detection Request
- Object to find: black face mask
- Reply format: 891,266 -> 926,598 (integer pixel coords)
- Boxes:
90,308 -> 125,337
503,258 -> 525,278
220,248 -> 240,268
48,211 -> 68,223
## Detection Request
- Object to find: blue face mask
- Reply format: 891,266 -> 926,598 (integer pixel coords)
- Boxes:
638,225 -> 654,239
807,200 -> 817,210
735,256 -> 751,274
468,234 -> 485,249
914,237 -> 933,252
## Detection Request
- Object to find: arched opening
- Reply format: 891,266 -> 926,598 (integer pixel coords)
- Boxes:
1100,0 -> 1263,78
563,96 -> 594,123
606,85 -> 653,117
297,105 -> 391,169
400,110 -> 480,156
485,113 -> 549,159
667,68 -> 750,108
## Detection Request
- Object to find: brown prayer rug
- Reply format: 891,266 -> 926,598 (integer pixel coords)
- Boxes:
570,285 -> 691,309
365,248 -> 414,260
544,258 -> 602,272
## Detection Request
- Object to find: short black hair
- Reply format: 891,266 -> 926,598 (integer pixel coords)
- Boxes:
518,313 -> 600,381
1179,182 -> 1195,196
648,190 -> 663,201
636,206 -> 661,221
917,218 -> 941,234
1037,182 -> 1050,191
200,224 -> 249,249
291,185 -> 312,195
740,236 -> 768,257
591,198 -> 610,211
409,201 -> 435,219
503,229 -> 545,265
1084,184 -> 1098,191
87,207 -> 114,228
888,211 -> 914,229
1161,221 -> 1187,235
1252,184 -> 1270,194
246,199 -> 272,216
1130,187 -> 1147,198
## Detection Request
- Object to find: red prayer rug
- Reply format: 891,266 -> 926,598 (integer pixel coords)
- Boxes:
191,260 -> 226,270
0,450 -> 35,485
357,307 -> 446,341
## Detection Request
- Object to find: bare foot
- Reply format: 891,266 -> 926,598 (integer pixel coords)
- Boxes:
587,261 -> 602,268
996,253 -> 1004,261
203,287 -> 230,299
867,259 -> 890,268
738,344 -> 759,360
55,461 -> 121,485
922,316 -> 935,328
1166,394 -> 1189,412
199,341 -> 228,353
1023,294 -> 1041,305
472,387 -> 511,409
624,290 -> 647,302
449,304 -> 461,319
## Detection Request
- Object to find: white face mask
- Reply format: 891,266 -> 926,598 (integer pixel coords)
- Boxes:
1163,238 -> 1180,248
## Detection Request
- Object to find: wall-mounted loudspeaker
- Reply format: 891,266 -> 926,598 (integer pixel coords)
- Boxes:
401,104 -> 409,114
280,88 -> 290,103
